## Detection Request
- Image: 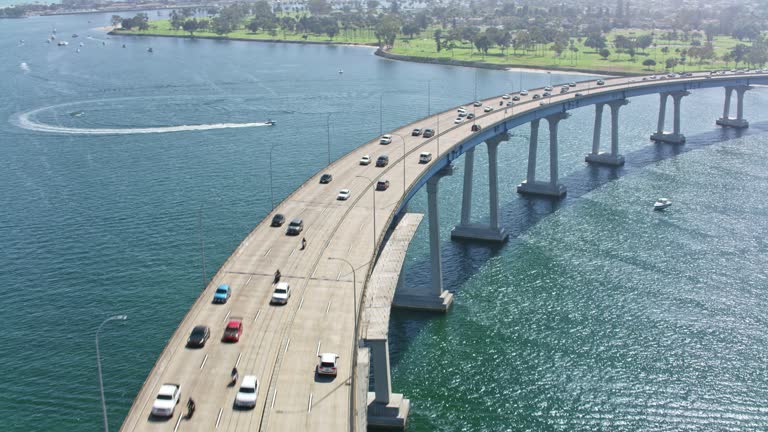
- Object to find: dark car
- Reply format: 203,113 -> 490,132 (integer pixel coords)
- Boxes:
376,180 -> 390,191
411,128 -> 422,136
286,219 -> 303,235
532,94 -> 541,100
319,173 -> 333,184
512,95 -> 520,101
422,128 -> 435,138
376,155 -> 389,167
187,325 -> 210,348
467,113 -> 475,120
471,124 -> 482,132
271,214 -> 285,227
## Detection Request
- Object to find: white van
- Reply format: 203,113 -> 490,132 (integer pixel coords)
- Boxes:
419,152 -> 432,163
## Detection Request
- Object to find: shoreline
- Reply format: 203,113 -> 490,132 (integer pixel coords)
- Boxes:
108,30 -> 631,76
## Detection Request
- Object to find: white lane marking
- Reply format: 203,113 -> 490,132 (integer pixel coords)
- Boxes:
215,408 -> 223,429
254,310 -> 261,321
336,270 -> 342,281
223,310 -> 231,323
325,300 -> 331,314
271,390 -> 277,410
299,297 -> 305,310
311,267 -> 318,278
289,248 -> 296,257
265,248 -> 272,257
200,354 -> 208,370
235,352 -> 242,368
308,393 -> 313,414
316,340 -> 321,356
173,414 -> 183,432
284,338 -> 290,353
347,244 -> 353,253
359,222 -> 365,232
245,275 -> 252,286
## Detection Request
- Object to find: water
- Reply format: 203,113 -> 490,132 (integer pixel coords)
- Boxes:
2,12 -> 768,432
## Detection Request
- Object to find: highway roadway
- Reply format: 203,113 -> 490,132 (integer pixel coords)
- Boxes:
120,69 -> 768,432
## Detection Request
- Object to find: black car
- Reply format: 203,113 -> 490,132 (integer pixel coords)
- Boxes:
376,155 -> 389,167
467,113 -> 475,120
422,128 -> 435,138
411,128 -> 422,136
471,124 -> 482,132
376,180 -> 390,191
271,214 -> 286,227
286,219 -> 303,235
532,94 -> 541,100
319,173 -> 333,184
187,325 -> 210,348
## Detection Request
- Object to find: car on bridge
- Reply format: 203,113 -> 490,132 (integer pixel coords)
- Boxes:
419,152 -> 432,163
520,90 -> 529,95
337,189 -> 351,200
151,383 -> 180,418
512,95 -> 520,101
376,155 -> 389,167
467,113 -> 475,120
235,375 -> 259,409
376,180 -> 390,191
271,213 -> 285,227
186,325 -> 210,348
271,282 -> 291,305
454,117 -> 463,124
316,353 -> 339,377
360,155 -> 371,165
502,94 -> 510,99
319,173 -> 333,184
473,101 -> 482,107
286,219 -> 303,235
596,79 -> 605,85
569,82 -> 577,87
484,106 -> 493,112
422,128 -> 434,138
379,134 -> 392,145
213,284 -> 231,304
532,94 -> 541,100
411,128 -> 421,136
222,319 -> 243,342
471,124 -> 482,132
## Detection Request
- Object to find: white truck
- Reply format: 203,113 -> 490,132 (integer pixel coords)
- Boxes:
151,383 -> 181,417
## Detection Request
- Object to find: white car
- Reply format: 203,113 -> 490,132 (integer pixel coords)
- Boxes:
271,282 -> 291,304
520,90 -> 529,96
483,106 -> 493,112
454,117 -> 463,124
502,94 -> 510,99
234,375 -> 258,408
457,107 -> 467,113
379,134 -> 392,144
473,101 -> 482,107
151,383 -> 180,417
337,189 -> 351,200
316,352 -> 339,376
359,155 -> 371,165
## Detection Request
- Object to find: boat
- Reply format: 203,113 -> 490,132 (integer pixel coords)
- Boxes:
57,41 -> 68,46
72,34 -> 79,38
147,47 -> 153,53
79,42 -> 84,47
653,198 -> 672,211
70,111 -> 84,117
265,119 -> 276,126
338,69 -> 343,74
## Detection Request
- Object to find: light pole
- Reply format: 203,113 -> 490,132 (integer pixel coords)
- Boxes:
379,93 -> 383,136
355,175 -> 376,248
547,71 -> 552,87
268,142 -> 279,210
326,112 -> 332,167
388,133 -> 407,196
96,314 -> 127,432
426,80 -> 431,117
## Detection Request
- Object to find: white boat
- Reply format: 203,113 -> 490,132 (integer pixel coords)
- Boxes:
265,119 -> 276,126
338,69 -> 343,74
654,198 -> 672,210
57,41 -> 68,46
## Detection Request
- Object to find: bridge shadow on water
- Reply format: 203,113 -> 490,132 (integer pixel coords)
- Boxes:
386,120 -> 768,367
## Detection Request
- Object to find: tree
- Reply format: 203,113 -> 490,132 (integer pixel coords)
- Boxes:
642,58 -> 656,70
636,34 -> 653,52
730,44 -> 749,67
665,57 -> 678,70
584,33 -> 606,52
308,0 -> 331,15
599,48 -> 611,59
402,21 -> 420,39
374,15 -> 400,48
434,29 -> 442,52
474,33 -> 491,57
111,15 -> 123,27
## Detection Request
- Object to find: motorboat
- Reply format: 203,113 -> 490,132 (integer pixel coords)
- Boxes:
57,41 -> 68,46
265,119 -> 276,126
338,69 -> 343,74
654,198 -> 672,210
147,47 -> 153,53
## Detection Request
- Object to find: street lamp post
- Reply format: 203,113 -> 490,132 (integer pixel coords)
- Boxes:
388,133 -> 407,196
326,112 -> 332,167
355,175 -> 376,248
268,142 -> 280,210
96,315 -> 128,432
379,93 -> 383,136
427,80 -> 431,117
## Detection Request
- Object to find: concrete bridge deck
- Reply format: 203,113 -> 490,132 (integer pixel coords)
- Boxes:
121,70 -> 768,432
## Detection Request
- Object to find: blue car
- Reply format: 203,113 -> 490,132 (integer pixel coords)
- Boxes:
213,284 -> 231,304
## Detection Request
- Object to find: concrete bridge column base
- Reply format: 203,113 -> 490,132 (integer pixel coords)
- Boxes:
716,117 -> 749,128
392,291 -> 453,312
585,152 -> 625,166
367,393 -> 410,429
451,224 -> 508,242
650,132 -> 686,144
517,180 -> 567,197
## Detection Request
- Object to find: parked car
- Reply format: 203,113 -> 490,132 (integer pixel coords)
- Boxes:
376,155 -> 389,167
376,180 -> 390,191
411,128 -> 421,136
360,155 -> 371,165
213,284 -> 231,304
271,214 -> 285,227
271,282 -> 290,305
596,79 -> 605,85
337,189 -> 351,200
316,352 -> 339,376
151,383 -> 181,417
379,134 -> 392,144
186,325 -> 210,348
422,128 -> 435,138
419,152 -> 432,163
319,173 -> 333,184
222,319 -> 243,342
484,106 -> 493,112
286,219 -> 303,235
234,375 -> 258,408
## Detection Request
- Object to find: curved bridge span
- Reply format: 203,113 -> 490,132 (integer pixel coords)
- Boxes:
121,71 -> 768,432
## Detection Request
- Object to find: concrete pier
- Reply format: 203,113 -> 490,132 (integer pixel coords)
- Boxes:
517,113 -> 569,197
586,99 -> 629,166
451,133 -> 509,242
651,91 -> 689,144
716,85 -> 751,128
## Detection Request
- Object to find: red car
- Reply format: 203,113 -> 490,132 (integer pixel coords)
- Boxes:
222,319 -> 243,342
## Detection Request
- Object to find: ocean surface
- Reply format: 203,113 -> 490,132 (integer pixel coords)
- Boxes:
2,12 -> 768,432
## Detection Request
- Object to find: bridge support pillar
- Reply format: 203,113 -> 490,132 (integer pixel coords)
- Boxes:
717,86 -> 751,128
451,133 -> 509,242
586,100 -> 628,166
392,166 -> 453,312
517,113 -> 569,198
366,338 -> 410,429
651,91 -> 689,144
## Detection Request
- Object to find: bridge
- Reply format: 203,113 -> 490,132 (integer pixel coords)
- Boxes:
120,70 -> 768,432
